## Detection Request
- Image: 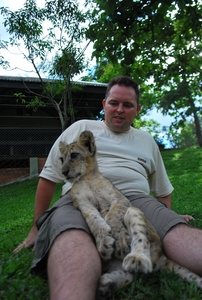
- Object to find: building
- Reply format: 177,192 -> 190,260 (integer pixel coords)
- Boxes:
0,76 -> 107,184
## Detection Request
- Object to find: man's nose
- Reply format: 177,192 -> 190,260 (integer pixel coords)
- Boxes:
116,103 -> 124,112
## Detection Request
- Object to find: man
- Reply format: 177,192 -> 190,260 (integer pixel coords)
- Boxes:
14,76 -> 201,300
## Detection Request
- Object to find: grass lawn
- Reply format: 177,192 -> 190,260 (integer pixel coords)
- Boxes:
0,148 -> 202,299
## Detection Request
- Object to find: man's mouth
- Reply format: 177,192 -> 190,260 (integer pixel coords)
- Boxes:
114,116 -> 124,120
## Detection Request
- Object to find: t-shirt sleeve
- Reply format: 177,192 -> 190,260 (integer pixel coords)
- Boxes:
39,135 -> 65,183
149,147 -> 174,198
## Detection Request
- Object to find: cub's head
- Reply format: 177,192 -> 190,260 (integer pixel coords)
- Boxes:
59,130 -> 97,181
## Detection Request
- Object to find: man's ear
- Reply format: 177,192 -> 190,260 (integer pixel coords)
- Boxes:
102,99 -> 106,110
137,104 -> 141,115
78,131 -> 96,157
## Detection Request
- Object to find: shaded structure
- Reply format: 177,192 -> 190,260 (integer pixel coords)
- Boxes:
0,76 -> 107,184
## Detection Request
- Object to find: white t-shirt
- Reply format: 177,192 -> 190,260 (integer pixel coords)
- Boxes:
40,120 -> 174,197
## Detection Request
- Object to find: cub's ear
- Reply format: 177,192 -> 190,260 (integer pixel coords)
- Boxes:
79,131 -> 96,157
59,141 -> 67,155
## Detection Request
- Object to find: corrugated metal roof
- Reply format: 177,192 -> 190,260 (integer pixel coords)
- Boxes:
0,76 -> 107,87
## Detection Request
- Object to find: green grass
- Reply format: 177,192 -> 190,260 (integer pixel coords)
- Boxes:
1,148 -> 202,299
0,179 -> 62,300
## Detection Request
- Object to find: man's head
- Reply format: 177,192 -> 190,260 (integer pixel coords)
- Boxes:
105,76 -> 140,104
102,76 -> 141,133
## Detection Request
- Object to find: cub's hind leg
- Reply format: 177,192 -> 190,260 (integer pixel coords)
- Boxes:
124,207 -> 202,290
123,207 -> 153,274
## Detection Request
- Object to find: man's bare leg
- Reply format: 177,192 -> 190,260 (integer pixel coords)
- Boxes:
163,224 -> 202,276
47,229 -> 102,300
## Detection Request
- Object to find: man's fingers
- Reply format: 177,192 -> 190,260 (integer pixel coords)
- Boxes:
13,226 -> 37,253
13,242 -> 26,253
186,215 -> 195,221
180,214 -> 195,223
13,241 -> 34,253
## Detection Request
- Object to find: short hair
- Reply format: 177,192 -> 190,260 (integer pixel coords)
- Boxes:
105,76 -> 140,104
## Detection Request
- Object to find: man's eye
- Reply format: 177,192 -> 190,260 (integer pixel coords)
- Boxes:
71,153 -> 79,159
110,102 -> 118,106
124,104 -> 133,108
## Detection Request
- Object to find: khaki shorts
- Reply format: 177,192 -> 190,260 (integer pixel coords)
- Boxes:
31,193 -> 186,275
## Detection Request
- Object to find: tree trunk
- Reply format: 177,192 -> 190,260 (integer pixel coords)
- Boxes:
189,96 -> 202,147
52,100 -> 65,132
193,111 -> 202,147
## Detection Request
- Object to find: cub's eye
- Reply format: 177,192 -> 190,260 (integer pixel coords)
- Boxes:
60,157 -> 64,164
71,153 -> 79,159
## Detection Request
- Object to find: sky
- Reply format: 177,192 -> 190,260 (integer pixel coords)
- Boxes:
0,0 -> 95,78
0,0 -> 175,130
0,0 -> 40,77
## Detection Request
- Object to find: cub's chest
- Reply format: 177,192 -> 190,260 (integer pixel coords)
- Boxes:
70,174 -> 112,210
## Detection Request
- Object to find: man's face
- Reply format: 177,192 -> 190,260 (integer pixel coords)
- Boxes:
102,84 -> 141,132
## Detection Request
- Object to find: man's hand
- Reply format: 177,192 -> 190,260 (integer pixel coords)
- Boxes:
180,215 -> 195,223
13,225 -> 38,253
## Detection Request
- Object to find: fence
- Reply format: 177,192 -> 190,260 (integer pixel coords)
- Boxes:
0,127 -> 61,185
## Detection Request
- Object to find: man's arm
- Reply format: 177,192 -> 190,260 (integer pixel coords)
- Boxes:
157,194 -> 172,209
13,177 -> 57,253
157,193 -> 194,222
34,177 -> 57,223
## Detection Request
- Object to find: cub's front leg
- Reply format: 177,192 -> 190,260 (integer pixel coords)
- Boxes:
123,207 -> 153,274
104,197 -> 131,259
105,209 -> 130,259
72,195 -> 115,261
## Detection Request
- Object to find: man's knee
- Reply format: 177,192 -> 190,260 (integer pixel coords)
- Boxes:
162,223 -> 189,251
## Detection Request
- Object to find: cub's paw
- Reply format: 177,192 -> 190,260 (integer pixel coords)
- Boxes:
122,252 -> 152,274
97,274 -> 116,300
96,225 -> 115,261
97,270 -> 133,299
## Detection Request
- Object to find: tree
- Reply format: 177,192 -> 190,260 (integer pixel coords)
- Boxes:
0,40 -> 10,69
82,60 -> 123,83
0,0 -> 89,131
86,0 -> 179,79
166,120 -> 198,148
154,3 -> 202,146
134,118 -> 166,149
86,0 -> 202,146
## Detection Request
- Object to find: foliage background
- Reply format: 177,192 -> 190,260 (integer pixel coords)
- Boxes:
0,0 -> 201,144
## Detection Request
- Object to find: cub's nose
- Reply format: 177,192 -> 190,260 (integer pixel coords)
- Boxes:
62,168 -> 69,177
